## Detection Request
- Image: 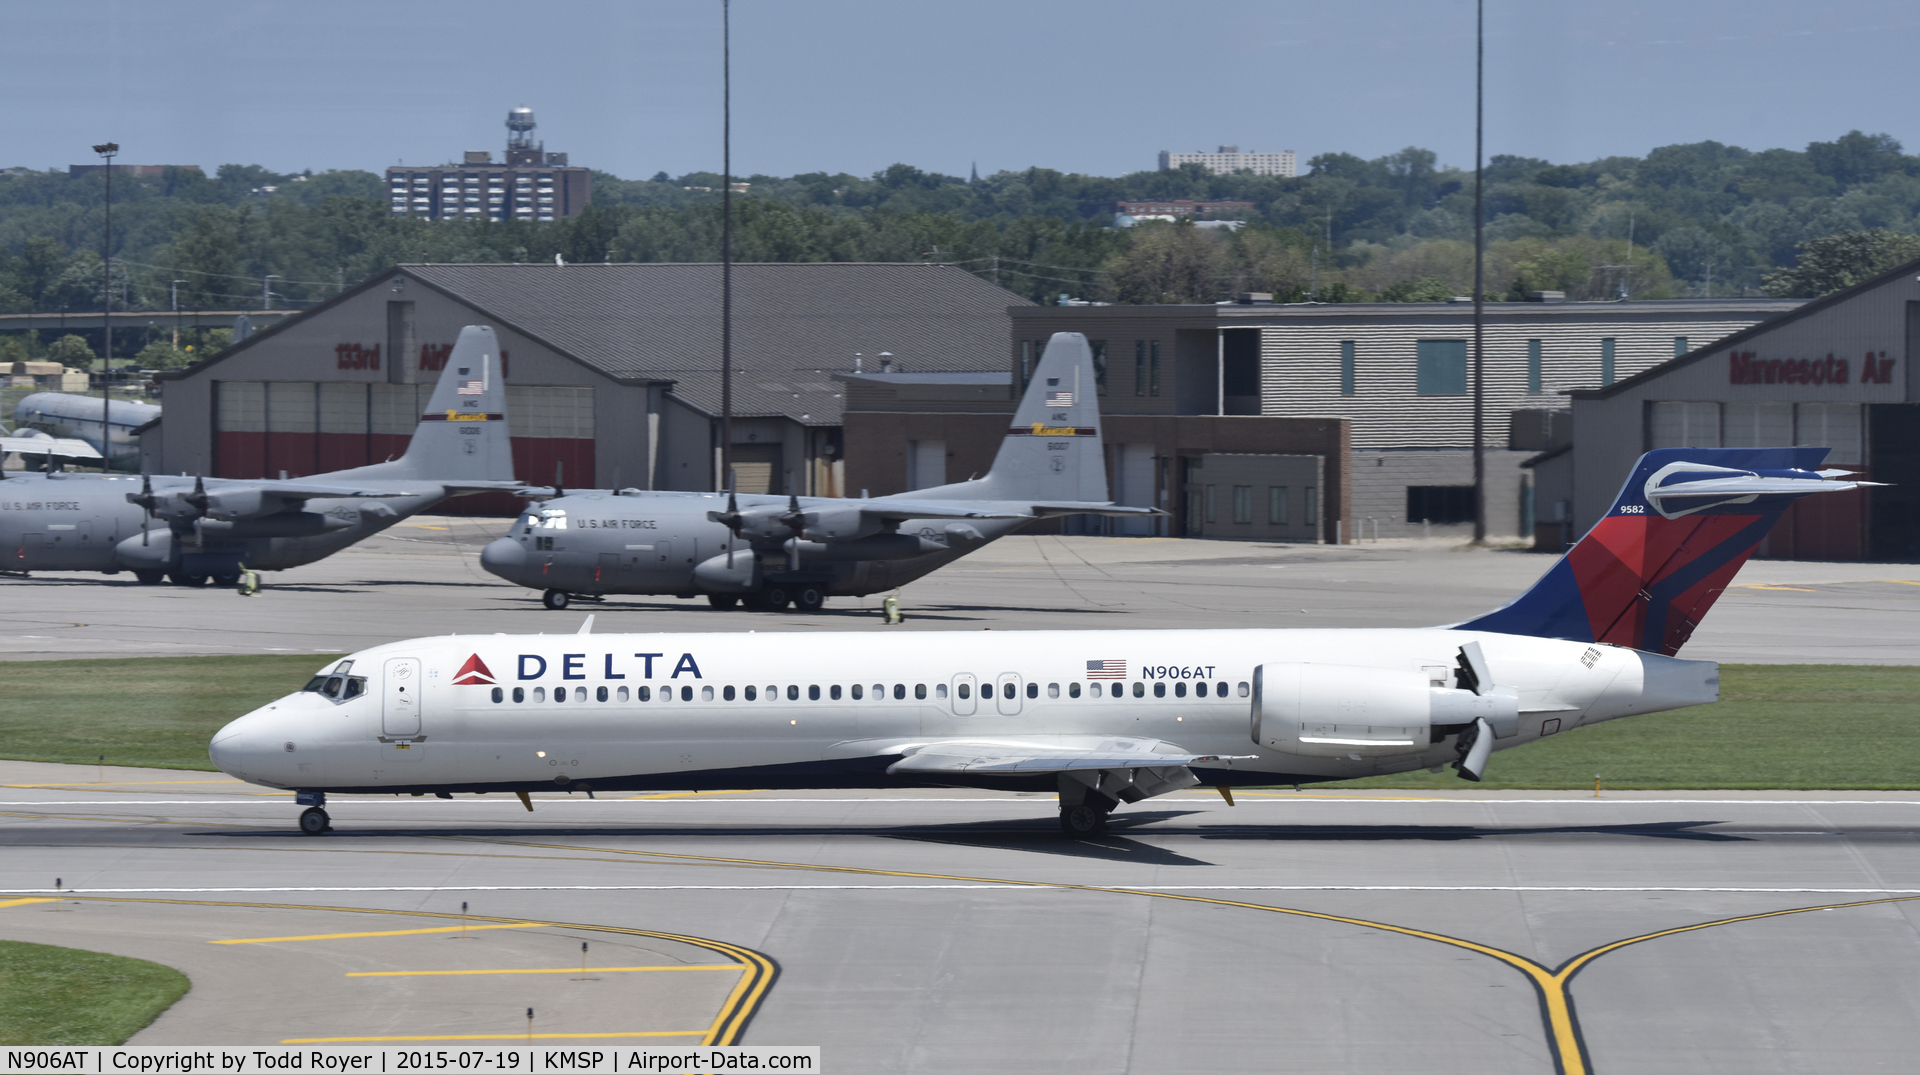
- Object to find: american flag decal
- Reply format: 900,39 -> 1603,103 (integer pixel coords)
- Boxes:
456,380 -> 484,396
1086,659 -> 1126,679
1046,391 -> 1074,407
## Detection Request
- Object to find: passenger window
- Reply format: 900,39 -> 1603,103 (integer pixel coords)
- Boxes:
575,687 -> 587,702
1132,682 -> 1144,698
491,687 -> 504,704
680,686 -> 693,702
830,685 -> 842,700
1048,683 -> 1059,698
617,686 -> 629,702
935,683 -> 947,699
744,685 -> 757,701
957,683 -> 970,699
512,687 -> 525,703
893,684 -> 906,700
1002,682 -> 1015,700
533,686 -> 547,702
1153,682 -> 1166,698
659,686 -> 671,701
915,684 -> 926,700
1069,682 -> 1081,698
638,686 -> 651,701
596,686 -> 609,702
786,685 -> 798,701
1238,682 -> 1250,698
808,685 -> 820,701
851,684 -> 863,699
702,686 -> 715,701
1174,682 -> 1186,698
724,685 -> 736,701
1025,682 -> 1038,699
767,685 -> 777,700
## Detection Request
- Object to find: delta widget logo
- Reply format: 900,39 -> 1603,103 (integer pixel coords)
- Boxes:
453,654 -> 496,685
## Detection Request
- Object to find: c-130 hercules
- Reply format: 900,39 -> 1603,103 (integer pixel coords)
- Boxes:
480,332 -> 1162,611
0,326 -> 520,589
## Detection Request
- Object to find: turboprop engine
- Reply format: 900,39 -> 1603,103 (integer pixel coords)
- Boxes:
1251,656 -> 1519,760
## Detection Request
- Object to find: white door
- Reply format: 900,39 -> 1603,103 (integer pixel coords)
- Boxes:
951,673 -> 977,715
382,657 -> 422,736
995,673 -> 1022,715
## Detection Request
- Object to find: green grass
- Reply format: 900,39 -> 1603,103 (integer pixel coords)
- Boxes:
0,657 -> 1914,787
1340,664 -> 1920,790
0,653 -> 342,770
0,940 -> 190,1046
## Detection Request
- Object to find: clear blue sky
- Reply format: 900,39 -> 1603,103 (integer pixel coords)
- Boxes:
12,0 -> 1919,180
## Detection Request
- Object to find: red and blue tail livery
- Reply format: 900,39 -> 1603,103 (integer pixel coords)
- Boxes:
1455,448 -> 1873,655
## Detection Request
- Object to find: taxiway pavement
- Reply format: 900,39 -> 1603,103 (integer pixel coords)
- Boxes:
4,765 -> 1919,1073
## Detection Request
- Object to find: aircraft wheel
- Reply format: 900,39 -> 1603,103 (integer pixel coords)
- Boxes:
793,585 -> 826,612
758,584 -> 792,611
542,589 -> 570,610
706,594 -> 740,610
133,570 -> 165,586
298,807 -> 331,835
1058,804 -> 1108,837
212,573 -> 241,588
171,573 -> 209,587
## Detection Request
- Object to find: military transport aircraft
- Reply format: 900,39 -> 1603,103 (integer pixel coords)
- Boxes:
480,331 -> 1160,612
210,445 -> 1868,836
0,325 -> 518,589
12,391 -> 162,471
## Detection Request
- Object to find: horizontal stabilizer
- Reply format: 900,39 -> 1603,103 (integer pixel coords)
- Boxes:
1027,503 -> 1167,519
886,736 -> 1251,774
859,500 -> 1028,522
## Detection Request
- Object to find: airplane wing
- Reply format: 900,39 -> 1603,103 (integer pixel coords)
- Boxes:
884,736 -> 1249,774
0,435 -> 101,459
215,480 -> 423,500
1026,503 -> 1167,518
437,480 -> 533,495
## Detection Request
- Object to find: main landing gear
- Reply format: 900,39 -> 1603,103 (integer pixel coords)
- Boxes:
1058,803 -> 1109,837
543,588 -> 570,610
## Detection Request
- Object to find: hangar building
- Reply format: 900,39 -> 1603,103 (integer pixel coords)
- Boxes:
153,263 -> 1029,511
1560,258 -> 1920,561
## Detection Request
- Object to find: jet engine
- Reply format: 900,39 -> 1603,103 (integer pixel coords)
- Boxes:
1251,661 -> 1518,758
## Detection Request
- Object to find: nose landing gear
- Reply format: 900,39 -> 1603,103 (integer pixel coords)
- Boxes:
298,806 -> 331,835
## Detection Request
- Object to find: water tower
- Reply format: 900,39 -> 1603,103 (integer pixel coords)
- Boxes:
506,106 -> 542,166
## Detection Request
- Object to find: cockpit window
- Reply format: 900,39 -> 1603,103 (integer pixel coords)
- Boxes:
301,672 -> 366,704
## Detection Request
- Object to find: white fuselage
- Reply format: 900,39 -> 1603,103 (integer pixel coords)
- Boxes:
209,627 -> 1718,795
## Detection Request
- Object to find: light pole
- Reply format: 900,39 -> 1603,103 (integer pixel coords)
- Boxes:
171,280 -> 186,349
263,274 -> 280,311
1470,2 -> 1487,544
93,141 -> 117,469
719,0 -> 733,494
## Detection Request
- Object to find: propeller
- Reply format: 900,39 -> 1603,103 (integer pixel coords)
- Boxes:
781,494 -> 806,571
184,475 -> 210,517
130,473 -> 158,545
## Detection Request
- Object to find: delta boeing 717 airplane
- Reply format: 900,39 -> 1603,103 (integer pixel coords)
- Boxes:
208,445 -> 1868,836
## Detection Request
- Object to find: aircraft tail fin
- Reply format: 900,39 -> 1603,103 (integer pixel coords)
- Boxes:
339,326 -> 515,482
911,332 -> 1108,503
1454,447 -> 1872,655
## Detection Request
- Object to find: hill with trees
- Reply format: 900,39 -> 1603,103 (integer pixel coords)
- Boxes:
3,129 -> 1919,364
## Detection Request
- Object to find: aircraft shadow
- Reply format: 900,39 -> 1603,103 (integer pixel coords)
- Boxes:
1196,819 -> 1752,843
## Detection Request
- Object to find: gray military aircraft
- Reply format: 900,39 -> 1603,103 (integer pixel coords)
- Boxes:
0,325 -> 518,589
12,391 -> 161,471
480,331 -> 1161,612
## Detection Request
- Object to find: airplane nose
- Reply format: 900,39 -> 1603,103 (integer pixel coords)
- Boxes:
480,536 -> 527,579
209,710 -> 281,780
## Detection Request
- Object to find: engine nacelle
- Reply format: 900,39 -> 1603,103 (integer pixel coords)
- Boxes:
203,488 -> 293,520
1251,662 -> 1518,758
692,551 -> 759,593
798,507 -> 886,543
196,512 -> 347,539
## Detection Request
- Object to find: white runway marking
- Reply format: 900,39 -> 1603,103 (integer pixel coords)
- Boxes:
7,798 -> 1920,807
12,885 -> 1920,895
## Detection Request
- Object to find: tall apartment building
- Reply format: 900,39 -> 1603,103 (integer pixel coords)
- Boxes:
385,106 -> 591,222
1158,145 -> 1297,177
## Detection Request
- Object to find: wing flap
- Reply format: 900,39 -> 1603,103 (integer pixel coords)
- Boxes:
884,736 -> 1249,775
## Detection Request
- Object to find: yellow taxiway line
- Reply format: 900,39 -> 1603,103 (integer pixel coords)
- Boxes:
0,897 -> 59,908
213,922 -> 546,944
347,965 -> 743,977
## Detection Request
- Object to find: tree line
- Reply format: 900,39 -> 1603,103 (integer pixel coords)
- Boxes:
4,129 -> 1920,366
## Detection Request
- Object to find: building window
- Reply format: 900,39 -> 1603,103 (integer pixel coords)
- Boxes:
1648,402 -> 1721,448
1673,336 -> 1689,357
1089,340 -> 1108,394
1304,487 -> 1318,526
1407,486 -> 1474,524
1601,338 -> 1616,386
1339,340 -> 1355,395
1134,340 -> 1147,397
1527,339 -> 1543,393
1415,339 -> 1467,395
1232,485 -> 1253,524
1149,341 -> 1161,397
1268,486 -> 1288,525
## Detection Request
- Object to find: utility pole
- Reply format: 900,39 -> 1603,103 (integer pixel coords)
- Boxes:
93,141 -> 117,469
1470,0 -> 1487,544
719,0 -> 733,494
263,274 -> 279,311
171,279 -> 185,349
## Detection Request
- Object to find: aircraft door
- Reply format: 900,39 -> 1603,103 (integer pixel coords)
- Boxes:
382,658 -> 422,736
995,673 -> 1022,715
951,673 -> 977,715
